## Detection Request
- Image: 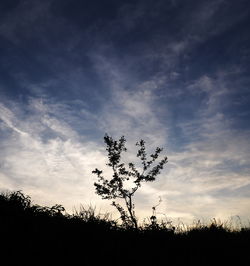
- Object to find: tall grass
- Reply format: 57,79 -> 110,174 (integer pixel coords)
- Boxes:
1,190 -> 249,265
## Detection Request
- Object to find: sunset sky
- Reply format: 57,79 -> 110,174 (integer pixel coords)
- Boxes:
0,0 -> 250,225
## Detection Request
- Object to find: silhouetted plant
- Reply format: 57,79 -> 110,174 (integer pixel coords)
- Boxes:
0,190 -> 31,215
0,190 -> 66,219
1,189 -> 250,266
72,204 -> 117,228
92,134 -> 168,229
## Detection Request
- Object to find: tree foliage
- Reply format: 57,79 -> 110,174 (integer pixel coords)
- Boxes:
92,134 -> 168,229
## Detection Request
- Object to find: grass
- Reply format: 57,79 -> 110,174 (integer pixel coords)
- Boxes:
0,190 -> 249,265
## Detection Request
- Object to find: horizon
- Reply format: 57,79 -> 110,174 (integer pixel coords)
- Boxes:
0,0 -> 250,225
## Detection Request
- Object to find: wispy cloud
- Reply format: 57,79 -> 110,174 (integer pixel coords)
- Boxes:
0,99 -> 105,210
2,35 -> 250,222
0,0 -> 250,225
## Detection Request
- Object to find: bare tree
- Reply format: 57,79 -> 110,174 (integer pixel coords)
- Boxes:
92,134 -> 168,229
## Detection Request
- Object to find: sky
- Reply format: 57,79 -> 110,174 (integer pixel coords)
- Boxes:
0,0 -> 250,225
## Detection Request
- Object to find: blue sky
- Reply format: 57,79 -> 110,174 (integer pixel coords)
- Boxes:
0,0 -> 250,224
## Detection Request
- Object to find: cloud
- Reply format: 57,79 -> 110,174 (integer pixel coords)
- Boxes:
0,99 -> 106,210
90,54 -> 169,147
2,46 -> 250,224
0,85 -> 168,218
1,80 -> 250,224
0,0 -> 250,225
92,56 -> 250,223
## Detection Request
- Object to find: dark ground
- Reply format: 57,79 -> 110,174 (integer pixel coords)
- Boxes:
1,191 -> 249,266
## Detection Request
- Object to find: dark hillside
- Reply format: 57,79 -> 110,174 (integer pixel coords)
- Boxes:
0,191 -> 249,265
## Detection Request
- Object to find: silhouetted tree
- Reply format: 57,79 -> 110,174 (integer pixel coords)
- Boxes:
92,134 -> 168,229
